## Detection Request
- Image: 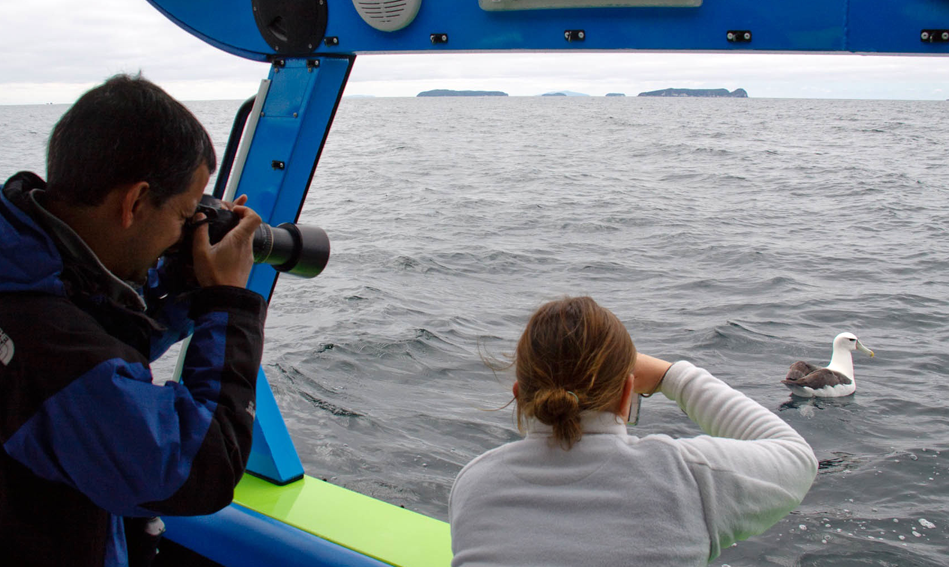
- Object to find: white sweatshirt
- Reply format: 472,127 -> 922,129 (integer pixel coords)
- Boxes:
449,361 -> 818,566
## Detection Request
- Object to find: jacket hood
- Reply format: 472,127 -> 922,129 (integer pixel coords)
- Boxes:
0,172 -> 65,296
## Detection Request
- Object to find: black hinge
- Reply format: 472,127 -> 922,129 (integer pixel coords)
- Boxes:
726,30 -> 752,43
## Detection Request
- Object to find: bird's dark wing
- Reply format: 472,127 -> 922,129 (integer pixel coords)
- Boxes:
782,367 -> 852,389
785,361 -> 821,381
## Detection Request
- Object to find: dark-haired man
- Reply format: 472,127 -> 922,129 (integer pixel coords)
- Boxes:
0,74 -> 266,566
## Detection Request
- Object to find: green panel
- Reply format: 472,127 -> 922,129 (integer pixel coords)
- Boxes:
234,474 -> 452,567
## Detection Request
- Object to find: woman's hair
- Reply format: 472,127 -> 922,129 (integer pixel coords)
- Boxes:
514,296 -> 636,449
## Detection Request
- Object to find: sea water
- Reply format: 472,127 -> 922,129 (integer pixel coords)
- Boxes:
2,96 -> 947,566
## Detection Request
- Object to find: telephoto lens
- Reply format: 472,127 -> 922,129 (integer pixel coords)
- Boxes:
197,195 -> 330,278
252,221 -> 330,278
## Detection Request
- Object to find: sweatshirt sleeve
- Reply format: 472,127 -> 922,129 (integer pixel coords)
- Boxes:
660,361 -> 818,560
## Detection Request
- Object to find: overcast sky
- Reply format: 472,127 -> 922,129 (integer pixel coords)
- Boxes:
3,0 -> 949,105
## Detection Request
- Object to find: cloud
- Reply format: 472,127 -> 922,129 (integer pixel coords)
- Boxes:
0,0 -> 265,103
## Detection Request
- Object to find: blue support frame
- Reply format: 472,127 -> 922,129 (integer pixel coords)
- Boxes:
235,55 -> 355,484
247,368 -> 304,484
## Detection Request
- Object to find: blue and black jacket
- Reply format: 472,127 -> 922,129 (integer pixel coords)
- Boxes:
0,172 -> 267,567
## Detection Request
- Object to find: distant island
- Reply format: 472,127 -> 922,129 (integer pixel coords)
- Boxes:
541,90 -> 589,97
606,93 -> 626,97
638,88 -> 748,98
417,89 -> 508,97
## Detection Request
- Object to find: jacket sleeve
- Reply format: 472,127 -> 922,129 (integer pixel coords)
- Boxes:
142,260 -> 197,362
0,286 -> 266,517
660,361 -> 819,560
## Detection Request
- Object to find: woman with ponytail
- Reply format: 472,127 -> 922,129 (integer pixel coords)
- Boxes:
449,296 -> 817,566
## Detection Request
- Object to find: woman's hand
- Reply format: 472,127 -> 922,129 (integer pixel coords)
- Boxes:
633,353 -> 673,395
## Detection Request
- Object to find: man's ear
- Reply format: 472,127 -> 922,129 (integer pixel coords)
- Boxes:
119,182 -> 151,229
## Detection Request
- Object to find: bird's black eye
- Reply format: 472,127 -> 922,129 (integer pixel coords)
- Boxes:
849,338 -> 856,342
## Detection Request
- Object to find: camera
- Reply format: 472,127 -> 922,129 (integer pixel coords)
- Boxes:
174,195 -> 330,279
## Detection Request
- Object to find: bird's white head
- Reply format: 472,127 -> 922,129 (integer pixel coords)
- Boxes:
833,332 -> 874,358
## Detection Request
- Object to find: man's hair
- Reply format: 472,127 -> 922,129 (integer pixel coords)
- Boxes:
46,73 -> 217,207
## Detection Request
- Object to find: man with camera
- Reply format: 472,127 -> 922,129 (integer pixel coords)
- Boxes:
0,74 -> 266,566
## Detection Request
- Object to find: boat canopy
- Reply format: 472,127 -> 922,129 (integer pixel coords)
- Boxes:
149,0 -> 949,59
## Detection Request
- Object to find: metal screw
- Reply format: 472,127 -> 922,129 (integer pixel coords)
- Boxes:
260,111 -> 266,117
744,32 -> 751,40
564,31 -> 570,39
578,31 -> 585,39
943,32 -> 949,40
442,35 -> 447,41
727,32 -> 735,41
921,31 -> 930,41
308,44 -> 313,49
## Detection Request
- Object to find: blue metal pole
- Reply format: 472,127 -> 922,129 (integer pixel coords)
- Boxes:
237,55 -> 355,484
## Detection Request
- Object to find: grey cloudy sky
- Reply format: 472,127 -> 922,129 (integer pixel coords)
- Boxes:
3,0 -> 949,105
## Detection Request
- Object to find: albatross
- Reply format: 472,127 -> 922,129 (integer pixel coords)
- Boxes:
782,332 -> 874,398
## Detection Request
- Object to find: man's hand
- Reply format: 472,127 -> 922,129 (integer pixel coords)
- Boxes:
191,196 -> 262,288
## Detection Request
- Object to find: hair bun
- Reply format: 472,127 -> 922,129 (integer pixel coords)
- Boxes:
532,389 -> 581,425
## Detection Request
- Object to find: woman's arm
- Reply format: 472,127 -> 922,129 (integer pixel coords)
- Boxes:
658,361 -> 819,560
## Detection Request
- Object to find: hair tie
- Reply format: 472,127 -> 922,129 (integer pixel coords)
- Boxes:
566,391 -> 579,403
